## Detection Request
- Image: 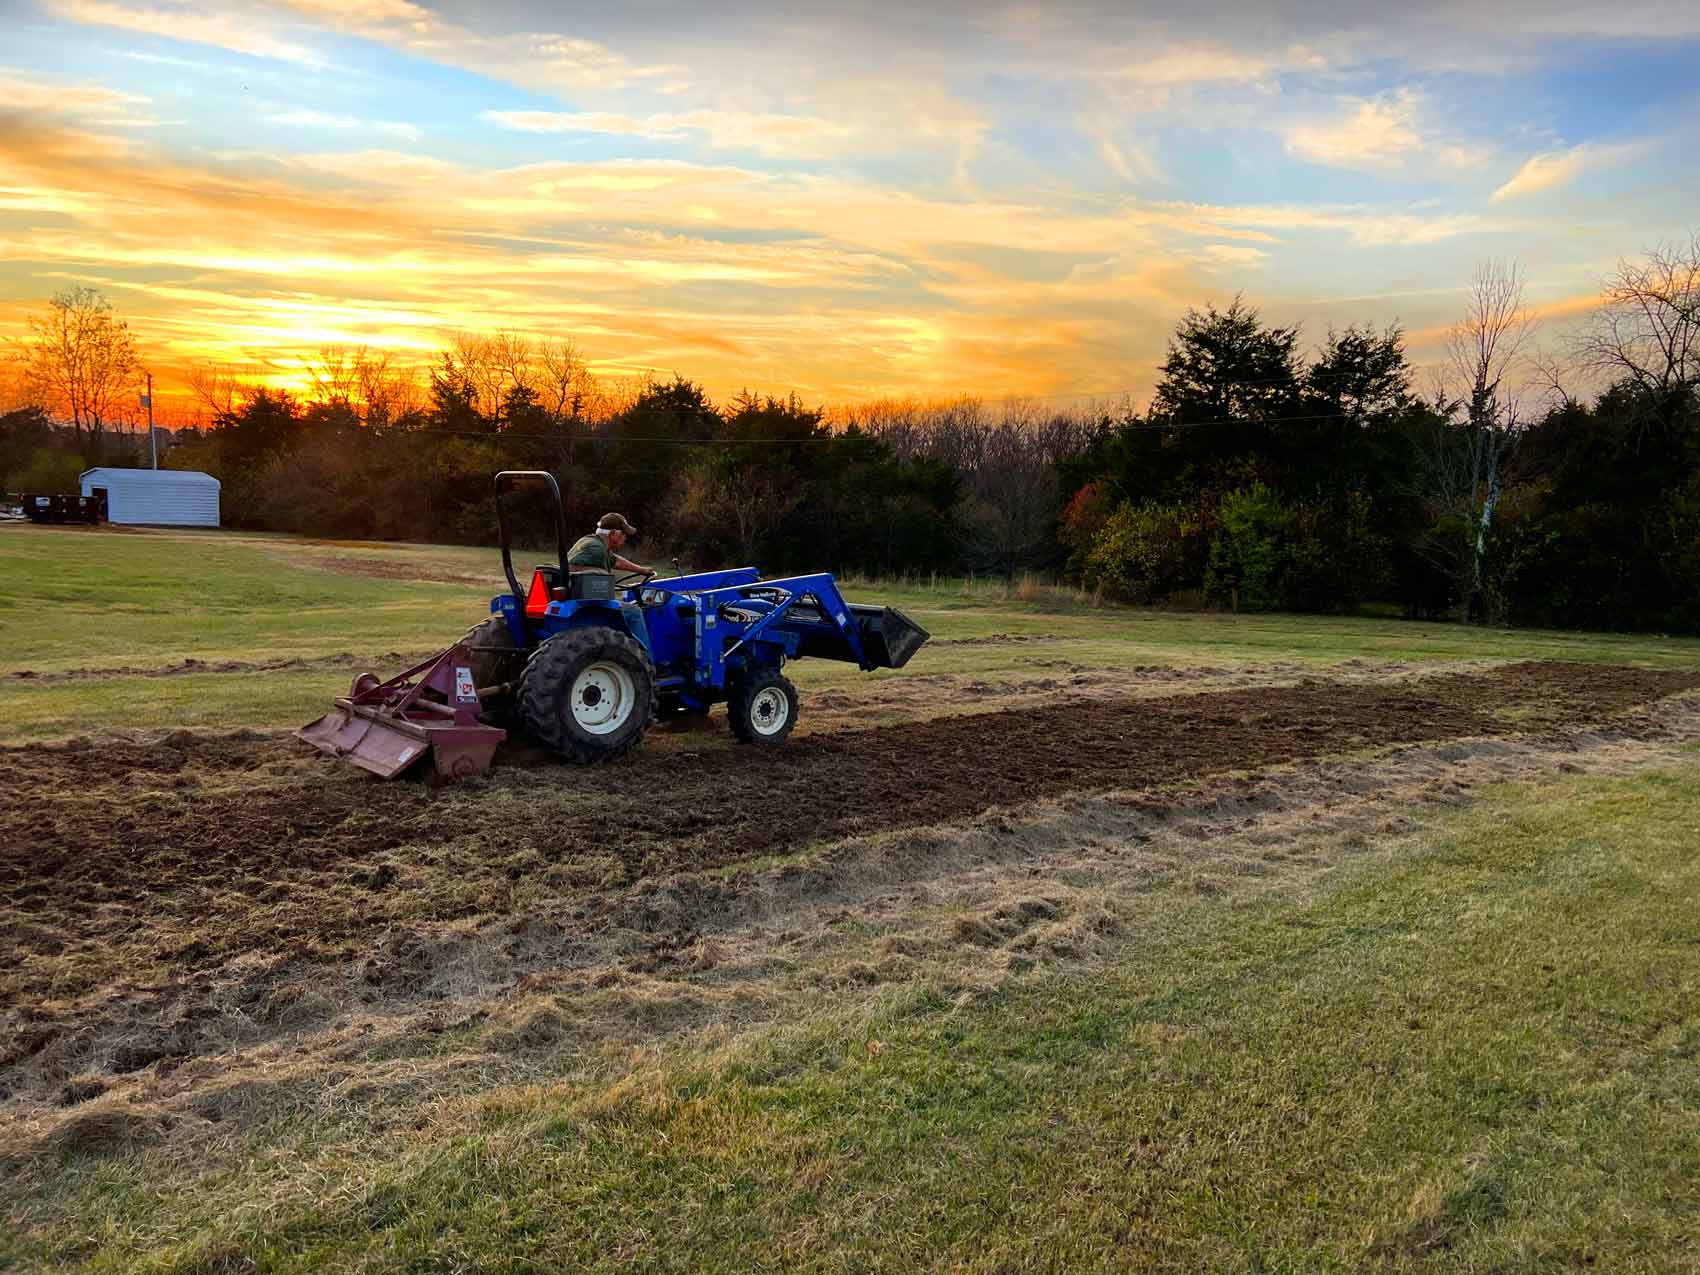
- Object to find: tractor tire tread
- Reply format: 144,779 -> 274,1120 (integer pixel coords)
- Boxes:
463,611 -> 520,680
518,626 -> 655,764
728,669 -> 799,746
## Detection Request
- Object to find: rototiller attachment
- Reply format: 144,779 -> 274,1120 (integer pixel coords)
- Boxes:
296,643 -> 505,781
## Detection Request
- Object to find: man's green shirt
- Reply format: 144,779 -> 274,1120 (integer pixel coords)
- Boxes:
567,534 -> 615,571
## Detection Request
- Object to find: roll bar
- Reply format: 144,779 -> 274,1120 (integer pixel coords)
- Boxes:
493,470 -> 570,601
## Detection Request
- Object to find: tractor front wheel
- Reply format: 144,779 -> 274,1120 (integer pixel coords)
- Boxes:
728,669 -> 798,746
519,627 -> 655,763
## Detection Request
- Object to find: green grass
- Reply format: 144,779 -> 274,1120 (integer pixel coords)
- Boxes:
4,523 -> 1697,741
0,526 -> 499,672
12,765 -> 1700,1271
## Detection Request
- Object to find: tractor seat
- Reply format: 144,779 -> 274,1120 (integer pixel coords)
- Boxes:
567,570 -> 616,601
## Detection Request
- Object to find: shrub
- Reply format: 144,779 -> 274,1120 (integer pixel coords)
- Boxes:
1206,483 -> 1293,611
1205,485 -> 1392,613
8,446 -> 85,495
1287,489 -> 1392,612
1081,500 -> 1206,604
1060,481 -> 1114,580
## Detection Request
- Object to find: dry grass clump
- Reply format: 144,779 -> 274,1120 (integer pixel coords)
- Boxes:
481,997 -> 574,1052
46,1100 -> 176,1158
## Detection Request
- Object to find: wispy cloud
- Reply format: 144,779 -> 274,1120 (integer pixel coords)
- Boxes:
1200,243 -> 1269,267
48,0 -> 325,65
270,109 -> 359,129
1076,113 -> 1165,185
1119,45 -> 1281,87
483,108 -> 855,158
268,110 -> 422,141
1285,90 -> 1490,175
1163,200 -> 1510,247
484,110 -> 687,140
267,0 -> 687,93
0,67 -> 158,130
1490,141 -> 1646,202
0,68 -> 150,117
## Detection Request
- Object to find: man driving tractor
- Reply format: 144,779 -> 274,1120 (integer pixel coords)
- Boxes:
568,512 -> 653,649
567,512 -> 649,579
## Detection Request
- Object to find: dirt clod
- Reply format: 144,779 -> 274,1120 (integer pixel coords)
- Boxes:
57,1075 -> 108,1106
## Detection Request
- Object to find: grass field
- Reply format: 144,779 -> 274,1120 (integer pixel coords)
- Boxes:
5,521 -> 1700,1272
4,523 -> 1698,741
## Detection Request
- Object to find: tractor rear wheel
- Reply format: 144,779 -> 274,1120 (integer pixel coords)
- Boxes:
463,616 -> 522,719
728,669 -> 798,746
519,627 -> 655,763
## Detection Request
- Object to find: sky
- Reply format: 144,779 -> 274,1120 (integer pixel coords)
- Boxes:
1,0 -> 1697,408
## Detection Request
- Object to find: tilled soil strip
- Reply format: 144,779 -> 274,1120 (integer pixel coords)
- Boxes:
6,652 -> 437,684
2,661 -> 1697,1011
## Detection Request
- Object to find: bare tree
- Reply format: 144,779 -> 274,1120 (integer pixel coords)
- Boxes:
486,330 -> 535,398
1527,348 -> 1582,414
831,396 -> 930,456
295,345 -> 424,426
1442,260 -> 1537,620
437,329 -> 539,420
958,403 -> 1063,586
300,345 -> 362,407
186,363 -> 256,419
1407,390 -> 1499,619
354,349 -> 424,427
664,462 -> 801,566
0,361 -> 33,414
843,394 -> 1089,585
849,395 -> 986,464
537,338 -> 602,422
16,286 -> 143,461
1570,232 -> 1700,431
721,465 -> 803,563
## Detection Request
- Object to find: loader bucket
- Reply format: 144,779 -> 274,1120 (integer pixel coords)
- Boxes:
295,644 -> 506,781
852,604 -> 930,669
778,601 -> 932,669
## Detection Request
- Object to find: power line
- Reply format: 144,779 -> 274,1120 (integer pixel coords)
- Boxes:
1116,410 -> 1394,431
332,407 -> 1396,449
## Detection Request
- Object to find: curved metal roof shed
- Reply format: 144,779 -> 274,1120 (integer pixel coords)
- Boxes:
79,468 -> 221,527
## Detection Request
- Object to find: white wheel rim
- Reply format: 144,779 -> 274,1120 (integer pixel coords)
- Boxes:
749,686 -> 791,737
570,661 -> 636,735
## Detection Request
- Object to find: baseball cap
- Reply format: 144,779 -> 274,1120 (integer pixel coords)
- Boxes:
597,512 -> 637,535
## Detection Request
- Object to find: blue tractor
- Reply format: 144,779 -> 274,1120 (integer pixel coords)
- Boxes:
298,470 -> 929,780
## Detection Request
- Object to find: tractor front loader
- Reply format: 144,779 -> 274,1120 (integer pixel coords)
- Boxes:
297,470 -> 929,780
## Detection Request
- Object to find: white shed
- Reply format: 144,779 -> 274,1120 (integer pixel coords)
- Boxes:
80,468 -> 221,527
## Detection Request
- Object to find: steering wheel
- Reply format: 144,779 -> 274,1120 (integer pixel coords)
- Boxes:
614,569 -> 655,590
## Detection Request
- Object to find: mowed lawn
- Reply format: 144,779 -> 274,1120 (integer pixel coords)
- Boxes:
4,521 -> 1699,741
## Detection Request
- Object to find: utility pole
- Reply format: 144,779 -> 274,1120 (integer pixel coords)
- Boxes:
145,372 -> 157,469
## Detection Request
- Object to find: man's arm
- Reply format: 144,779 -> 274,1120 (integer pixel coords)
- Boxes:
612,553 -> 649,574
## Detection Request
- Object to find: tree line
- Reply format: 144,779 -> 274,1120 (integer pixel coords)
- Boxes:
4,235 -> 1696,632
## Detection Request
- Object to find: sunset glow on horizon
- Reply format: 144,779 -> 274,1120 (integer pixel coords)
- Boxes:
2,0 -> 1698,411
